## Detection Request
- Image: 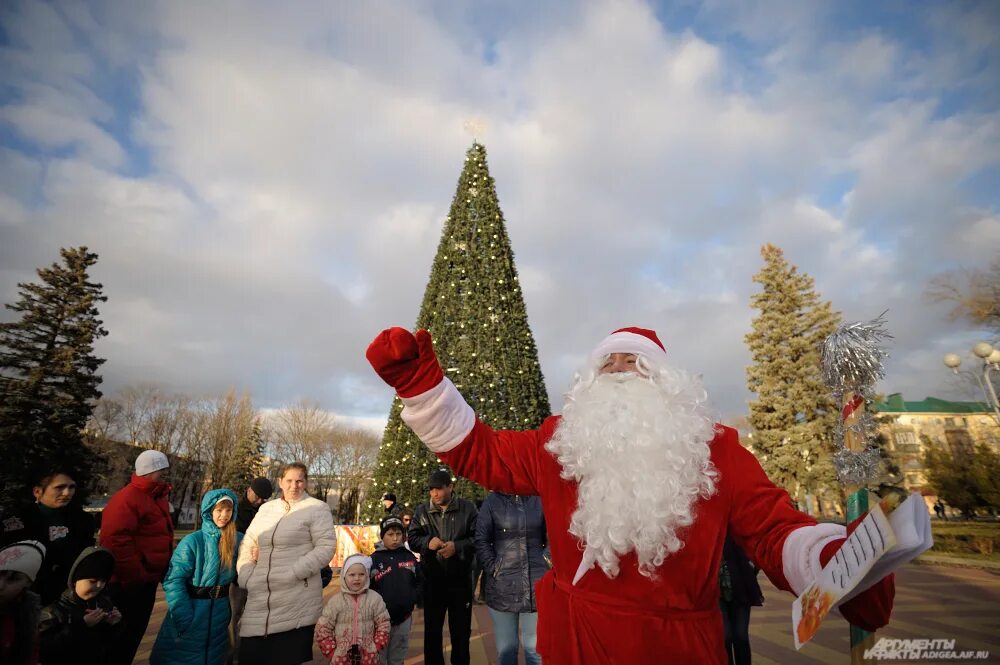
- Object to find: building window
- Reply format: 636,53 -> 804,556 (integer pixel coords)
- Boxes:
944,417 -> 955,427
894,431 -> 920,453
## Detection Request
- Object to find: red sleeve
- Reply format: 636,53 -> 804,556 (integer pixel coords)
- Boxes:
99,493 -> 146,585
437,416 -> 560,496
719,427 -> 816,593
315,616 -> 337,660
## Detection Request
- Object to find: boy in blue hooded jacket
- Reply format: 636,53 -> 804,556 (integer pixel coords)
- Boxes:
151,488 -> 242,665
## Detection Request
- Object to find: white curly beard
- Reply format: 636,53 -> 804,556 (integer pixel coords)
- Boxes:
545,367 -> 719,580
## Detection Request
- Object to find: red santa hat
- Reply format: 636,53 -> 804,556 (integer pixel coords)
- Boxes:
589,327 -> 668,366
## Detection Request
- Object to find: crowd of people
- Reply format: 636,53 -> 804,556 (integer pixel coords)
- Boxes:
0,455 -> 759,665
0,323 -> 929,665
0,454 -> 350,665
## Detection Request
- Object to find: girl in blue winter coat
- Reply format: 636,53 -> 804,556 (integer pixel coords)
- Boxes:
151,488 -> 242,665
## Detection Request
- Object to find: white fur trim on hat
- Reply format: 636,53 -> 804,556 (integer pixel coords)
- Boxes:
589,330 -> 668,366
0,540 -> 46,582
135,449 -> 169,476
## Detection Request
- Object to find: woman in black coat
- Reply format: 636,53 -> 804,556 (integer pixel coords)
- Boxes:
0,468 -> 96,606
719,534 -> 764,665
474,492 -> 548,665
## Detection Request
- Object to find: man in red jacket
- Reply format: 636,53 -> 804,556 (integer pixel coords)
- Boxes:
367,327 -> 902,664
100,449 -> 174,665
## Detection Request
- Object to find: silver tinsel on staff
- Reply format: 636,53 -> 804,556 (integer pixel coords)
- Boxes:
821,313 -> 893,486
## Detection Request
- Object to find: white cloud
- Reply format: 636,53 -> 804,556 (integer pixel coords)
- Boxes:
1,0 -> 998,420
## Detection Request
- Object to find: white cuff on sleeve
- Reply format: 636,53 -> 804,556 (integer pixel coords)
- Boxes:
781,522 -> 846,595
400,378 -> 476,453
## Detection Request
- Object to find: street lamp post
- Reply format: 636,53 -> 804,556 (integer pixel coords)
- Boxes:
943,342 -> 1000,425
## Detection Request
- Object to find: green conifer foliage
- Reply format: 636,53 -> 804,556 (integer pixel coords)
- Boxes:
363,142 -> 551,522
745,244 -> 842,514
219,420 -> 265,497
0,247 -> 108,509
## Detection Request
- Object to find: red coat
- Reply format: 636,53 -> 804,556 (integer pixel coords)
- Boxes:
438,417 -> 815,664
99,474 -> 174,586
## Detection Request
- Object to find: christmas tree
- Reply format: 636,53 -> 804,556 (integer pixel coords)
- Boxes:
745,244 -> 842,515
363,142 -> 551,522
0,247 -> 108,509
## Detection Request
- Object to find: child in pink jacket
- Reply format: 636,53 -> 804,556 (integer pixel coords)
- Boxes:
315,554 -> 390,665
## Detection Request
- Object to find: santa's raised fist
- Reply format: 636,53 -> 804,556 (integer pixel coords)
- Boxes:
366,327 -> 444,397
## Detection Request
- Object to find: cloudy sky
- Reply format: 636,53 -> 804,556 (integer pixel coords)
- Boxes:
1,0 -> 998,428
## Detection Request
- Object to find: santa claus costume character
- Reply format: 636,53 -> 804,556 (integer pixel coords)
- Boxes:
366,326 -> 903,664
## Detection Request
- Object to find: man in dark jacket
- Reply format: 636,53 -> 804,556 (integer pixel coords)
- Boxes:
99,449 -> 174,665
408,469 -> 477,665
382,493 -> 405,519
235,477 -> 272,534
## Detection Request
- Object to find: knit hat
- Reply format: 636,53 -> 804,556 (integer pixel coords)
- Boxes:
69,547 -> 115,584
380,516 -> 405,538
589,327 -> 667,367
427,469 -> 453,489
135,450 -> 169,476
213,495 -> 234,508
342,553 -> 373,574
382,493 -> 397,503
341,553 -> 373,595
250,477 -> 273,500
0,540 -> 46,582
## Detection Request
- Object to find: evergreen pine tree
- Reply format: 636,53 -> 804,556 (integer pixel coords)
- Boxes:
0,247 -> 108,509
219,419 -> 265,496
363,142 -> 551,522
745,244 -> 841,514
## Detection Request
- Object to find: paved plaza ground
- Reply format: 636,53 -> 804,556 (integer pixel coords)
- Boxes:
134,563 -> 999,664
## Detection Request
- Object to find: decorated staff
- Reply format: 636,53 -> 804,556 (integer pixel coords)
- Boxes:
822,314 -> 892,664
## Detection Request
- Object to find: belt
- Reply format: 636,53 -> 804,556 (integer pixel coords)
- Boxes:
186,582 -> 231,599
553,576 -> 718,620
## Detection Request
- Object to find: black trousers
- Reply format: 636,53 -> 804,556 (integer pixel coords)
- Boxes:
720,600 -> 753,665
108,582 -> 158,665
423,578 -> 473,665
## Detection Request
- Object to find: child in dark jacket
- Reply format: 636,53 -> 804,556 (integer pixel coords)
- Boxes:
369,517 -> 422,665
0,540 -> 46,665
38,546 -> 121,664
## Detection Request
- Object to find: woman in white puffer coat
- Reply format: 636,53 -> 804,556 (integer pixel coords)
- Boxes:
236,463 -> 336,665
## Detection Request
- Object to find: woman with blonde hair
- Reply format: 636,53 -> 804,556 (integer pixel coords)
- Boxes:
237,463 -> 336,665
151,488 -> 242,664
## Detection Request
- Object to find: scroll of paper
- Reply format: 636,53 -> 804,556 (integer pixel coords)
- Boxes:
793,504 -> 897,649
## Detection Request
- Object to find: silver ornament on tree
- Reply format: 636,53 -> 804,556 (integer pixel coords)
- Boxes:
820,313 -> 892,486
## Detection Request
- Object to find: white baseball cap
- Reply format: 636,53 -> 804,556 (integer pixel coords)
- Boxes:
135,450 -> 170,476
